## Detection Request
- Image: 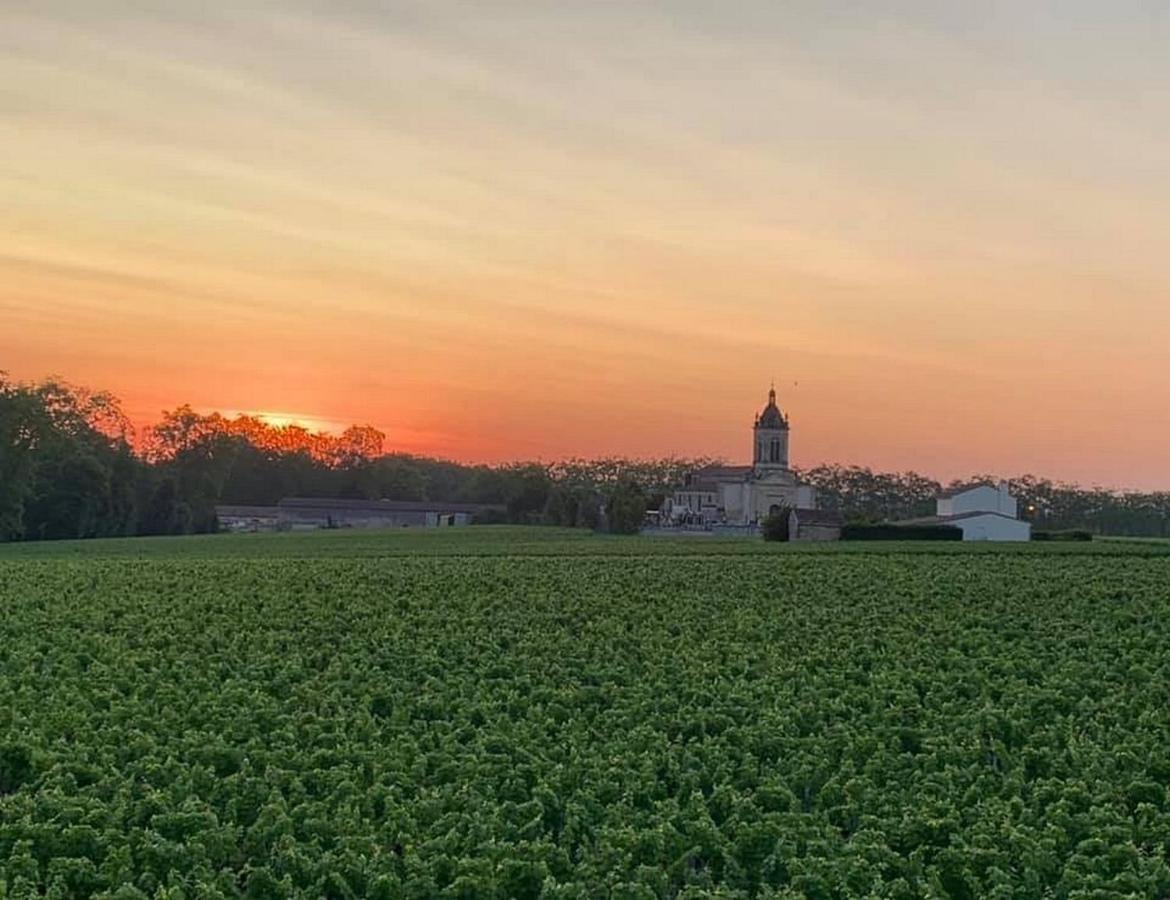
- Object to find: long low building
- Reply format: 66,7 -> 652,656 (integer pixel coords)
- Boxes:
278,497 -> 500,529
216,498 -> 502,532
215,505 -> 282,532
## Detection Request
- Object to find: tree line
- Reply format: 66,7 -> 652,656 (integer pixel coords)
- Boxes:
2,374 -> 1168,541
796,465 -> 1170,537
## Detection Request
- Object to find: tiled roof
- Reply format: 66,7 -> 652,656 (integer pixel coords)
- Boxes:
278,497 -> 501,514
693,465 -> 752,479
937,482 -> 999,499
791,508 -> 844,526
215,505 -> 281,518
895,511 -> 1022,525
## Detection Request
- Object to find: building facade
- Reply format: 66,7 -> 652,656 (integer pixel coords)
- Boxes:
667,387 -> 817,526
788,507 -> 845,542
937,483 -> 1018,519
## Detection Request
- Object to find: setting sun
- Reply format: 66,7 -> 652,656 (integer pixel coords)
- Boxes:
222,410 -> 346,435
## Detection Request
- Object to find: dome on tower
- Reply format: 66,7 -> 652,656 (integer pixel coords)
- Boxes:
755,386 -> 788,430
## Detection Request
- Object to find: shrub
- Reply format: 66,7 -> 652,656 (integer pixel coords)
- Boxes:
606,479 -> 646,535
761,510 -> 790,542
840,524 -> 962,541
0,743 -> 35,794
471,507 -> 510,525
1032,530 -> 1092,542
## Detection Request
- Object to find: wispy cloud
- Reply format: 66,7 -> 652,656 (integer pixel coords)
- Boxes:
2,1 -> 1168,485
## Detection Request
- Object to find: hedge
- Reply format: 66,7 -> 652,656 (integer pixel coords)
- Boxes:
1032,529 -> 1093,542
841,524 -> 963,541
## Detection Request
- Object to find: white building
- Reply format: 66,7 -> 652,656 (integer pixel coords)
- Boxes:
937,483 -> 1018,519
897,482 -> 1031,541
666,387 -> 817,526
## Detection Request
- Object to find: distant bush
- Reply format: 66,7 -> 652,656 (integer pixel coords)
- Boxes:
0,743 -> 35,794
841,524 -> 963,541
1032,529 -> 1093,542
606,478 -> 646,535
761,510 -> 790,542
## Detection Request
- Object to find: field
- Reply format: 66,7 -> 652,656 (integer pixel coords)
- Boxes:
2,529 -> 1170,898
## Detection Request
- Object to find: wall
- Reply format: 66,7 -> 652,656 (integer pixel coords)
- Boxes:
792,522 -> 841,543
426,512 -> 473,526
942,485 -> 1019,518
279,510 -> 428,529
955,514 -> 1031,542
753,427 -> 789,468
218,515 -> 279,533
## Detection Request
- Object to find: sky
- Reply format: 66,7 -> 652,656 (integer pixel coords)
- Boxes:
2,2 -> 1169,488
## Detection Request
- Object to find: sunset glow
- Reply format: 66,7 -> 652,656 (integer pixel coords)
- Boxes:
3,3 -> 1169,487
221,411 -> 346,435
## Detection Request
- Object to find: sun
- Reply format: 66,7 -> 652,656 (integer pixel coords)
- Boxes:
225,409 -> 344,434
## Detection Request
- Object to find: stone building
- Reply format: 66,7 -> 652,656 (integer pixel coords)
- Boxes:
215,498 -> 502,531
215,505 -> 281,532
788,507 -> 845,542
666,387 -> 818,526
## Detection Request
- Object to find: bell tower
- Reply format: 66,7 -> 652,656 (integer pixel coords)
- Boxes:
753,384 -> 789,471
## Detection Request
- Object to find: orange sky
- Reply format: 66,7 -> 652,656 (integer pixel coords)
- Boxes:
3,3 -> 1169,488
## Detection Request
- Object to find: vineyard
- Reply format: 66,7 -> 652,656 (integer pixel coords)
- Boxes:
2,530 -> 1170,897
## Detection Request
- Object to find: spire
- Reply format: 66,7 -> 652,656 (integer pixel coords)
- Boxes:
756,383 -> 787,430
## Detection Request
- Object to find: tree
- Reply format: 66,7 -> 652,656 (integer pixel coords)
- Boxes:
164,433 -> 248,533
761,508 -> 791,542
371,456 -> 429,501
500,464 -> 553,524
0,376 -> 43,539
0,376 -> 143,541
140,477 -> 184,536
328,425 -> 386,469
23,449 -> 111,540
542,485 -> 576,526
606,478 -> 647,535
142,404 -> 224,462
0,742 -> 35,794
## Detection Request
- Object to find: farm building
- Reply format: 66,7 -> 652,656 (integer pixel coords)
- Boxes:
215,498 -> 501,532
277,498 -> 498,529
894,482 -> 1031,541
216,505 -> 281,532
788,507 -> 845,542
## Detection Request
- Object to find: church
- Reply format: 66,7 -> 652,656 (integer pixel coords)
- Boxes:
666,386 -> 818,526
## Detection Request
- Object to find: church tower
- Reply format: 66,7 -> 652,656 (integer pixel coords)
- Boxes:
753,385 -> 789,471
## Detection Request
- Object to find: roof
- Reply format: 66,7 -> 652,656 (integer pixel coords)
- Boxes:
895,511 -> 1025,525
278,497 -> 501,515
215,505 -> 281,518
790,507 -> 844,527
937,482 -> 1001,499
691,465 -> 752,482
755,387 -> 788,430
